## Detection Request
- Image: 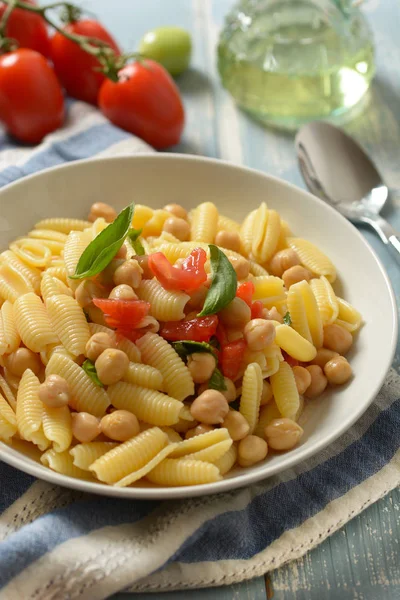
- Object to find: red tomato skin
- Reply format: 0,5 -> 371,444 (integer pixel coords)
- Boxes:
160,315 -> 218,342
0,49 -> 64,144
93,298 -> 150,330
0,0 -> 50,57
251,301 -> 264,319
282,351 -> 299,368
99,59 -> 185,149
220,339 -> 247,380
236,281 -> 255,307
148,249 -> 207,293
50,19 -> 120,105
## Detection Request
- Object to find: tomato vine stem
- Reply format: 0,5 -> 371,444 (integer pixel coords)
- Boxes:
1,0 -> 117,64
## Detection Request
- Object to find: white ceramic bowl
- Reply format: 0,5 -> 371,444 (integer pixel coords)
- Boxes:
0,154 -> 397,499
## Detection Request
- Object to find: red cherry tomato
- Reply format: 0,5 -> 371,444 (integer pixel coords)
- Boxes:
160,315 -> 218,342
93,298 -> 150,330
148,248 -> 207,293
251,300 -> 264,319
0,0 -> 50,57
50,19 -> 120,105
236,281 -> 255,307
220,339 -> 246,380
99,59 -> 185,149
0,49 -> 64,143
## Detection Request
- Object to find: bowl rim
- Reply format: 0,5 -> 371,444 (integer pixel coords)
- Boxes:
0,153 -> 397,499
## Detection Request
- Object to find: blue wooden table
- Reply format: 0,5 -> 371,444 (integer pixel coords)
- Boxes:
84,0 -> 400,597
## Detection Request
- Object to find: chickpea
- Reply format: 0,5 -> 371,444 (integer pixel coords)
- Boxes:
85,332 -> 116,362
264,307 -> 284,323
98,258 -> 125,286
219,297 -> 251,329
88,202 -> 117,223
269,248 -> 301,277
100,409 -> 140,441
114,244 -> 128,260
197,377 -> 237,403
265,418 -> 303,451
260,380 -> 273,406
311,348 -> 339,368
75,280 -> 106,309
109,284 -> 138,301
163,217 -> 190,241
292,365 -> 312,395
323,324 -> 353,355
324,356 -> 352,385
187,353 -> 216,384
222,377 -> 237,403
226,329 -> 244,343
190,389 -> 229,424
4,348 -> 41,377
113,259 -> 143,289
185,424 -> 214,439
238,435 -> 268,467
71,412 -> 101,442
38,374 -> 70,408
163,203 -> 188,220
305,365 -> 328,398
222,410 -> 250,441
95,348 -> 129,386
282,265 -> 312,289
187,284 -> 208,310
229,256 -> 250,281
136,255 -> 153,279
215,231 -> 241,253
85,305 -> 106,327
244,318 -> 276,351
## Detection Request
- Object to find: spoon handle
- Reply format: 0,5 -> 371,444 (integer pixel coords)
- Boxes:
362,215 -> 400,263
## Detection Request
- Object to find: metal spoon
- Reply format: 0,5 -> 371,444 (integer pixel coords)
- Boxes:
295,121 -> 400,260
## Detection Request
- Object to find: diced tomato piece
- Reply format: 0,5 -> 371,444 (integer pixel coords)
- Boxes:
215,322 -> 228,347
148,248 -> 207,293
236,281 -> 255,307
251,300 -> 264,319
93,298 -> 150,330
160,315 -> 218,342
282,351 -> 299,368
220,338 -> 246,380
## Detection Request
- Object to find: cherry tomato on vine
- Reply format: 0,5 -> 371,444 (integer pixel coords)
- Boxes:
50,19 -> 120,105
0,49 -> 64,143
0,0 -> 50,57
99,59 -> 185,149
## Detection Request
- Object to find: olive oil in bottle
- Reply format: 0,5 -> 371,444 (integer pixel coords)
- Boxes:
218,0 -> 375,130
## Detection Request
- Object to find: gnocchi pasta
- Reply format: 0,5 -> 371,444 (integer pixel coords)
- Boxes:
0,199 -> 361,487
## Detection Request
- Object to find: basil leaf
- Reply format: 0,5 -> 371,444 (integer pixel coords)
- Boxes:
198,245 -> 237,316
172,340 -> 218,360
283,311 -> 292,325
208,367 -> 227,391
71,204 -> 135,279
128,228 -> 146,256
82,359 -> 104,388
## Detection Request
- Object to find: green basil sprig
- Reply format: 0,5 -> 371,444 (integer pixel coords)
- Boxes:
71,203 -> 134,280
208,367 -> 227,391
172,340 -> 218,360
283,311 -> 292,326
127,227 -> 146,256
198,245 -> 237,316
82,359 -> 104,388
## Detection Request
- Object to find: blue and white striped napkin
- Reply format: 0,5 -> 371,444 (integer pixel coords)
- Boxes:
0,102 -> 399,600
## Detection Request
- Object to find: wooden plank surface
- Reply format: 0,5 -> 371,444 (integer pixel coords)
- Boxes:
83,0 -> 400,597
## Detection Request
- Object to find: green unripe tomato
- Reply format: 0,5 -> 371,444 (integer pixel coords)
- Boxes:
139,26 -> 192,77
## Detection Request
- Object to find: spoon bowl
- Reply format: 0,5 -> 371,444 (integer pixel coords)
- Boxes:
296,121 -> 400,258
